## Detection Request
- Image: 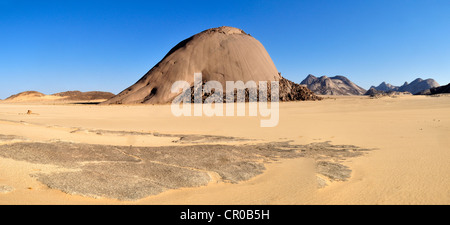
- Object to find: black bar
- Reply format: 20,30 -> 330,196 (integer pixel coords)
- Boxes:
0,205 -> 446,224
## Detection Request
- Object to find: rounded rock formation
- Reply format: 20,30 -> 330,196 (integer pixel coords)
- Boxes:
103,26 -> 320,104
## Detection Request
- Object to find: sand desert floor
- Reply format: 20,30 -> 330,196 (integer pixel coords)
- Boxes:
0,95 -> 449,204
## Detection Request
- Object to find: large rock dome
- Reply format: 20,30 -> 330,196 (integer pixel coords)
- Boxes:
103,26 -> 319,104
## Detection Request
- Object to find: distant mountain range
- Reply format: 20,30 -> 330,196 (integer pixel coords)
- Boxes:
300,74 -> 366,95
2,90 -> 115,102
299,75 -> 442,96
364,87 -> 412,98
2,77 -> 445,101
370,78 -> 439,95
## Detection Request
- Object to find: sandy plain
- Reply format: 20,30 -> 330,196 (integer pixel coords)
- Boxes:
0,95 -> 449,204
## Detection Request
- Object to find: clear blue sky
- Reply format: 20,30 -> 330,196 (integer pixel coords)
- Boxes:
1,0 -> 449,99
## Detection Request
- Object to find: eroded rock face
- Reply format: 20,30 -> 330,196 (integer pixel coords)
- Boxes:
278,76 -> 322,101
371,78 -> 440,95
429,83 -> 450,94
102,26 -> 320,104
300,74 -> 366,95
365,88 -> 412,98
417,83 -> 450,95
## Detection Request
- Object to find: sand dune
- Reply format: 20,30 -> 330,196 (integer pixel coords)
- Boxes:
0,95 -> 449,204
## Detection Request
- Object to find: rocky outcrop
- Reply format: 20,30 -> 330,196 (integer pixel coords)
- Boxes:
4,91 -> 45,101
417,83 -> 450,95
371,78 -> 440,95
185,74 -> 322,103
365,88 -> 412,98
52,91 -> 115,101
300,74 -> 366,95
102,26 -> 320,104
